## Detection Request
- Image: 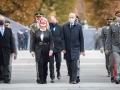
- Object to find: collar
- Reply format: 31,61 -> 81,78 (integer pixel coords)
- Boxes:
40,29 -> 46,31
67,22 -> 77,26
0,26 -> 5,30
116,22 -> 120,26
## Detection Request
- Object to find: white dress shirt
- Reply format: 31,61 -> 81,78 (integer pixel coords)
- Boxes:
0,26 -> 5,36
31,29 -> 53,54
40,29 -> 45,41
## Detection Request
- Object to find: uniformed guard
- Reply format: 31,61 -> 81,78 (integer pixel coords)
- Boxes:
75,15 -> 80,83
30,11 -> 43,36
4,20 -> 17,83
99,17 -> 113,77
106,10 -> 120,84
30,11 -> 43,84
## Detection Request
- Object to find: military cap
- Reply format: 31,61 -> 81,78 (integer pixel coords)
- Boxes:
115,10 -> 120,17
5,20 -> 10,26
75,15 -> 80,23
76,15 -> 79,19
106,17 -> 113,22
113,17 -> 116,21
35,11 -> 43,17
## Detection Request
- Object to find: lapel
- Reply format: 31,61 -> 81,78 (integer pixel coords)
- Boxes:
114,23 -> 120,31
67,22 -> 71,40
0,32 -> 2,37
54,25 -> 59,35
3,27 -> 7,37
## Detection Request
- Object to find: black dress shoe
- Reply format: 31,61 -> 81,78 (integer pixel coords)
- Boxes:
70,81 -> 77,84
76,77 -> 80,83
111,77 -> 114,83
51,79 -> 55,83
57,73 -> 61,80
36,79 -> 40,84
4,77 -> 10,84
36,79 -> 44,84
114,79 -> 119,84
43,81 -> 47,84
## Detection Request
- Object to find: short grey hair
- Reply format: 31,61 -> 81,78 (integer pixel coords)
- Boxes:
69,13 -> 76,18
0,15 -> 5,21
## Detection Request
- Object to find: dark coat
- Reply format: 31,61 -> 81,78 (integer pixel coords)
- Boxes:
24,32 -> 29,40
0,27 -> 15,65
50,24 -> 62,53
61,22 -> 84,60
30,29 -> 53,62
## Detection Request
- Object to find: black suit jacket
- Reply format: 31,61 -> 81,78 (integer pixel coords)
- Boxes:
0,27 -> 15,65
51,24 -> 62,53
30,29 -> 53,62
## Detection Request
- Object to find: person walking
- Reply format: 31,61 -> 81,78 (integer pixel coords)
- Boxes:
106,10 -> 120,84
62,13 -> 85,84
49,16 -> 62,83
0,16 -> 15,84
30,17 -> 53,84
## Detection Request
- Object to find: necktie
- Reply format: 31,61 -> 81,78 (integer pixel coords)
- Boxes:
70,24 -> 73,28
51,28 -> 54,36
1,28 -> 4,36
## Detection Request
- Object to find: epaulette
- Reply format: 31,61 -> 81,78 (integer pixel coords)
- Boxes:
102,26 -> 107,30
114,22 -> 118,26
106,26 -> 109,30
30,23 -> 35,35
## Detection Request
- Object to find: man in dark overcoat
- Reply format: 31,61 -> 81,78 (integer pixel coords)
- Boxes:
0,16 -> 15,84
62,13 -> 85,84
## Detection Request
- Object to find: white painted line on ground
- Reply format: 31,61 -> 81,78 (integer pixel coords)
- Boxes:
0,83 -> 120,88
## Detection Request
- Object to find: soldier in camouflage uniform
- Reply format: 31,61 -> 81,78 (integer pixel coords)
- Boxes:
30,11 -> 43,84
106,10 -> 120,84
99,17 -> 113,78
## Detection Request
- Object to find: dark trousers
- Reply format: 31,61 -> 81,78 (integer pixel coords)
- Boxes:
24,39 -> 28,50
109,52 -> 114,77
0,66 -> 3,80
18,40 -> 24,50
49,52 -> 61,79
0,65 -> 10,80
94,40 -> 99,50
36,54 -> 48,82
67,60 -> 77,82
105,53 -> 110,73
0,52 -> 10,80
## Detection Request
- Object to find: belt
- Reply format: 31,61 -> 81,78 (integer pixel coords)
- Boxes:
37,42 -> 49,45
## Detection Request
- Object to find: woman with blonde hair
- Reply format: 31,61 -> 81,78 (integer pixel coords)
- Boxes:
30,17 -> 53,84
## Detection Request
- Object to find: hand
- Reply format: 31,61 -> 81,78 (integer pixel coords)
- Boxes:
14,55 -> 17,60
11,53 -> 14,57
49,51 -> 53,56
80,52 -> 85,56
62,50 -> 66,53
100,47 -> 104,53
105,50 -> 110,55
31,52 -> 35,57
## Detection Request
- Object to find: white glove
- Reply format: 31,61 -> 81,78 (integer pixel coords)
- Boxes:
105,50 -> 109,55
31,51 -> 35,57
100,47 -> 104,53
